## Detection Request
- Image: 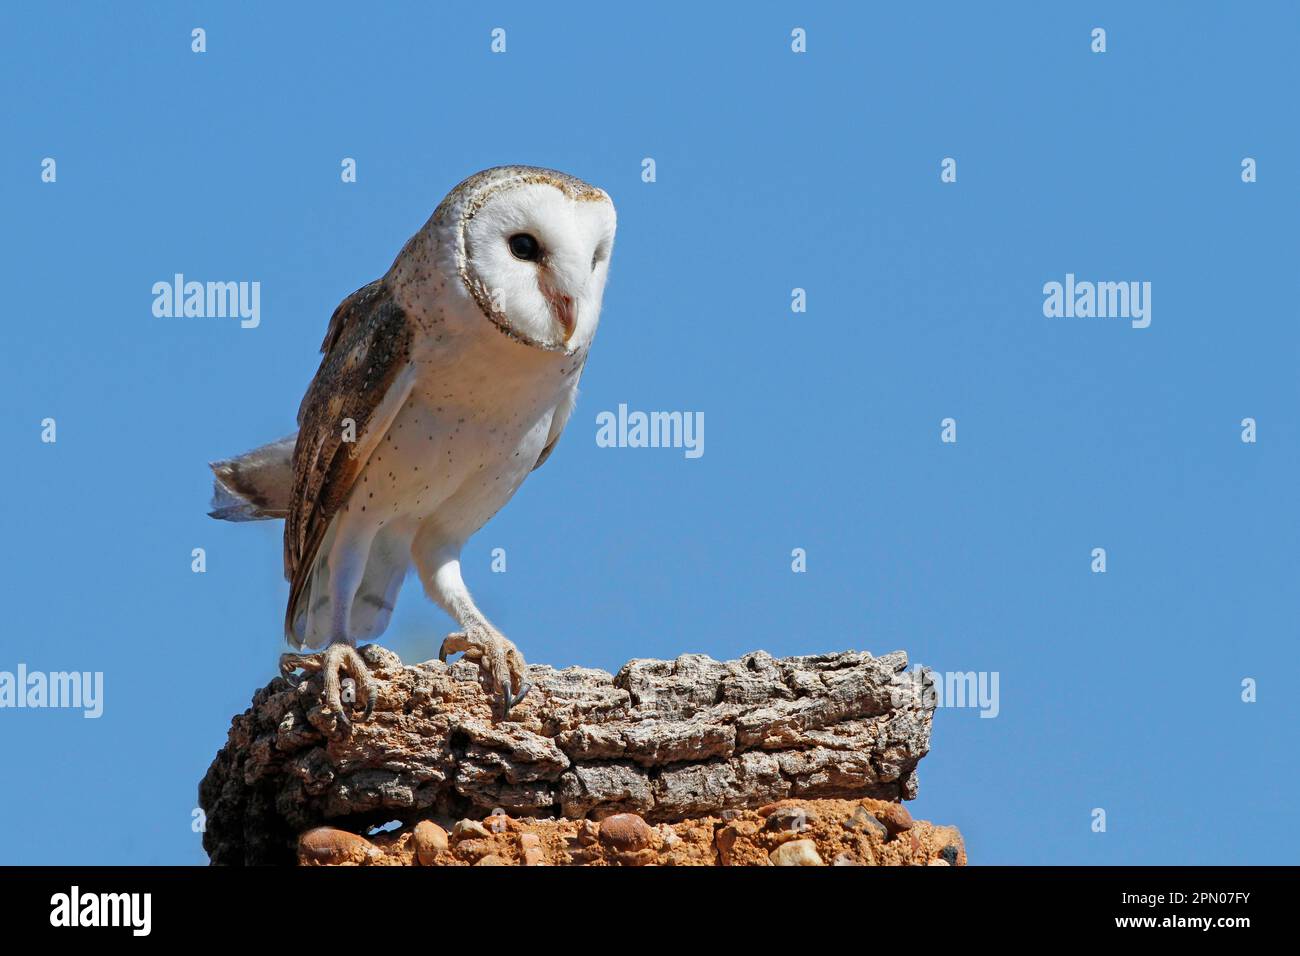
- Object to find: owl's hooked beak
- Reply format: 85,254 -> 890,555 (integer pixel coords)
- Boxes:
539,273 -> 577,345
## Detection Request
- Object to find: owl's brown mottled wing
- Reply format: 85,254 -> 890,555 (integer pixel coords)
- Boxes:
283,280 -> 417,639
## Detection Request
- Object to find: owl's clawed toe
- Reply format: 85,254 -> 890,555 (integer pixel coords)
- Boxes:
507,680 -> 532,711
279,643 -> 377,734
439,627 -> 531,719
437,634 -> 465,664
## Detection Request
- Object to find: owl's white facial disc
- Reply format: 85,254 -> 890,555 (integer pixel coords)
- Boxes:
461,182 -> 616,354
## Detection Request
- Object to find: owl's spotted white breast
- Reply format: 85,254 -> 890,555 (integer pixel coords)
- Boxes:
208,166 -> 616,725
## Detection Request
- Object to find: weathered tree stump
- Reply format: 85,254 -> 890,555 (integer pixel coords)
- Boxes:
199,645 -> 933,865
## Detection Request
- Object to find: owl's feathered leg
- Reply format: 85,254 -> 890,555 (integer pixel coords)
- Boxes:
279,643 -> 377,730
281,518 -> 382,732
413,535 -> 531,719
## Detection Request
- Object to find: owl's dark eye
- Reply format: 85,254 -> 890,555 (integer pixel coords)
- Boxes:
508,233 -> 541,262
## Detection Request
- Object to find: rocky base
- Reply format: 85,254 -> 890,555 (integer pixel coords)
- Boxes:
200,644 -> 935,865
298,798 -> 966,866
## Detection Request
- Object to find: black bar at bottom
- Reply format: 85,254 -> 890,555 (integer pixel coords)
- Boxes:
0,865 -> 1287,940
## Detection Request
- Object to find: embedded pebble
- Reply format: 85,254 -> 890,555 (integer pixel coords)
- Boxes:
598,813 -> 654,852
843,805 -> 889,839
769,839 -> 824,866
413,821 -> 448,865
765,806 -> 815,832
298,827 -> 382,866
452,819 -> 492,840
874,803 -> 914,835
714,825 -> 739,866
576,819 -> 600,846
457,839 -> 493,860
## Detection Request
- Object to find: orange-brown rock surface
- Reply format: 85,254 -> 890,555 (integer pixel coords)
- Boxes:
297,798 -> 966,866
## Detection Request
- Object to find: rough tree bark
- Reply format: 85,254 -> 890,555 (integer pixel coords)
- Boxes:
199,644 -> 933,865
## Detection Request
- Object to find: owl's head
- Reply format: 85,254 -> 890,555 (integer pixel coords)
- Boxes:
436,166 -> 616,355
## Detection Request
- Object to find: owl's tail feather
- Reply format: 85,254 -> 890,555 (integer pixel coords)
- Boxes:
208,433 -> 298,522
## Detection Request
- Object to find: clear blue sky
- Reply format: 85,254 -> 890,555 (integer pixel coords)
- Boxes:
2,2 -> 1296,865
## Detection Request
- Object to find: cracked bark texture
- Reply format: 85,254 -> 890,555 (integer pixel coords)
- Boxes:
199,645 -> 933,865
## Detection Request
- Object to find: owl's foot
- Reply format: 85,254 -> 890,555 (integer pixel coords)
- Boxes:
279,643 -> 377,732
439,625 -> 531,718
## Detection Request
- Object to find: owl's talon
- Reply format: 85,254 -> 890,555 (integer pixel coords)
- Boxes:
439,627 -> 529,719
507,682 -> 532,713
279,643 -> 376,734
438,635 -> 457,664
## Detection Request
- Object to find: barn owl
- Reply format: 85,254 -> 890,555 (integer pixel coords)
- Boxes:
207,166 -> 616,726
